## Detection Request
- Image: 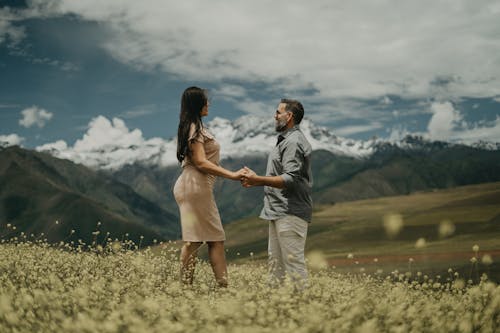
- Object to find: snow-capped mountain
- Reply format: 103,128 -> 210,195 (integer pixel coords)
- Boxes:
34,115 -> 379,170
33,115 -> 499,171
206,116 -> 380,159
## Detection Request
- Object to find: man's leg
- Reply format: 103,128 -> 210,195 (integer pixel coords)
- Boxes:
268,220 -> 286,285
275,215 -> 308,287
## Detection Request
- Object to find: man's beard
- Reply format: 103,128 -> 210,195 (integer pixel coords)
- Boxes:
275,119 -> 287,132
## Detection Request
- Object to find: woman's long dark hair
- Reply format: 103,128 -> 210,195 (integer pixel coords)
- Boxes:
176,86 -> 208,163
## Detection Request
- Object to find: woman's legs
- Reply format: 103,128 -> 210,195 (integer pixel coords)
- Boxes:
207,241 -> 228,287
180,241 -> 202,285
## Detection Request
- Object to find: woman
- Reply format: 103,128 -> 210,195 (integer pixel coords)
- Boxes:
173,86 -> 243,288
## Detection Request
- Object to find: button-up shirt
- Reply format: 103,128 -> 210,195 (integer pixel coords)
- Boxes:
260,125 -> 313,222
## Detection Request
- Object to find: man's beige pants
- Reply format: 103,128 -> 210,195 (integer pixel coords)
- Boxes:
268,215 -> 308,287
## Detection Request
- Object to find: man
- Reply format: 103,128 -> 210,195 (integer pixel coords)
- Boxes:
241,99 -> 312,287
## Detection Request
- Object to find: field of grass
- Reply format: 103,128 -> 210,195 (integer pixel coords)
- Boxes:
0,241 -> 498,332
223,182 -> 500,282
0,182 -> 498,332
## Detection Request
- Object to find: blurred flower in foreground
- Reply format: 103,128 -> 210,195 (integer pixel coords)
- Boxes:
306,250 -> 328,271
438,220 -> 455,238
453,279 -> 465,290
383,213 -> 403,238
111,241 -> 122,252
481,254 -> 493,265
472,244 -> 479,253
415,238 -> 427,249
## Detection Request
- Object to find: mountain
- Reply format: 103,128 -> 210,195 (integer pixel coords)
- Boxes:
35,115 -> 499,171
109,140 -> 500,224
35,115 -> 382,171
26,115 -> 500,225
0,146 -> 180,245
313,141 -> 500,203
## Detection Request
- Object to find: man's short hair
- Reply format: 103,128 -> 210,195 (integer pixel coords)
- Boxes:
281,98 -> 304,124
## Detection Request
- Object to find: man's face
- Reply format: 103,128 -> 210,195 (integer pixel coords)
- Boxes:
275,103 -> 292,132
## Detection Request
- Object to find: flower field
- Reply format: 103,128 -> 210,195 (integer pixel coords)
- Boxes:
0,241 -> 498,333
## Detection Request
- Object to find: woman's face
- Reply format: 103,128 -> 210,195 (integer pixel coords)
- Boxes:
200,99 -> 209,117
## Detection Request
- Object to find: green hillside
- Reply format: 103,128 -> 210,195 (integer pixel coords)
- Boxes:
111,144 -> 500,223
0,146 -> 180,245
223,181 -> 500,281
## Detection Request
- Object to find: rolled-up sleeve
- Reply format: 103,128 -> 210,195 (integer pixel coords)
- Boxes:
280,141 -> 305,188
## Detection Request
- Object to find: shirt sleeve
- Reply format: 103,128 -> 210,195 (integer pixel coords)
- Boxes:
188,123 -> 204,143
279,140 -> 305,189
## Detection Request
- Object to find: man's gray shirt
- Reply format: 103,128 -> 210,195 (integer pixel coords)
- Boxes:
259,125 -> 313,223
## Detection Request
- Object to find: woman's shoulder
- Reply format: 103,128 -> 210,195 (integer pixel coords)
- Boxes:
188,123 -> 215,142
201,127 -> 215,140
188,123 -> 203,142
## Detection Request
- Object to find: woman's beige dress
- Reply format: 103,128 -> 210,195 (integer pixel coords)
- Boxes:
173,124 -> 225,242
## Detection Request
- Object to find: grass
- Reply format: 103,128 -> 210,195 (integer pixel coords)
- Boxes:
0,241 -> 498,332
223,181 -> 500,282
0,182 -> 498,332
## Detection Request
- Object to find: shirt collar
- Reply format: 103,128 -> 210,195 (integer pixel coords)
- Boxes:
278,124 -> 300,139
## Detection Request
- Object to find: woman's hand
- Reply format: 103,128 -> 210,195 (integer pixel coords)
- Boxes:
240,167 -> 257,187
231,168 -> 246,181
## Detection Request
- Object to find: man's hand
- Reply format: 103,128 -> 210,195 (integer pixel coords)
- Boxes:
241,166 -> 257,187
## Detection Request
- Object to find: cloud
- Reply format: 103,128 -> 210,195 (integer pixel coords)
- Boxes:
31,57 -> 80,71
19,106 -> 53,128
334,122 -> 384,136
0,6 -> 80,71
0,133 -> 25,147
23,0 -> 500,102
74,116 -> 143,151
37,116 -> 177,169
213,85 -> 248,98
381,96 -> 393,105
7,1 -> 500,143
427,102 -> 462,140
0,7 -> 26,46
387,126 -> 412,142
448,116 -> 500,143
119,105 -> 158,119
422,101 -> 500,143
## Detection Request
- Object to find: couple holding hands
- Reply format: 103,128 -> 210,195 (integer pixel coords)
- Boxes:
173,87 -> 312,289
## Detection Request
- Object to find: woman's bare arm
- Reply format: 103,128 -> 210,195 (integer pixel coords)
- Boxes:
190,141 -> 242,180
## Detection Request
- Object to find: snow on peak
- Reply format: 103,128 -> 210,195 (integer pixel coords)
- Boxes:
36,114 -> 376,170
205,115 -> 377,159
34,115 -> 498,171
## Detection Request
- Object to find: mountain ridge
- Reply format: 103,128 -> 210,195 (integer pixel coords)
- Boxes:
0,146 -> 180,244
30,115 -> 499,171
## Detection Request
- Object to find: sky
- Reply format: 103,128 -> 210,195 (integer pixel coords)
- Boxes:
1,0 -> 500,151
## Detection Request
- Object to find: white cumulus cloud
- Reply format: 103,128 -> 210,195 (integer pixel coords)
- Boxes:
0,133 -> 25,147
19,106 -> 53,128
427,102 -> 462,140
423,101 -> 500,143
36,116 -> 177,170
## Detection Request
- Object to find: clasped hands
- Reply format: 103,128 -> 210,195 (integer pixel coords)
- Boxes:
234,166 -> 257,187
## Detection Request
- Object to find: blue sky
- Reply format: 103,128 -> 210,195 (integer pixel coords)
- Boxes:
1,0 -> 500,150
